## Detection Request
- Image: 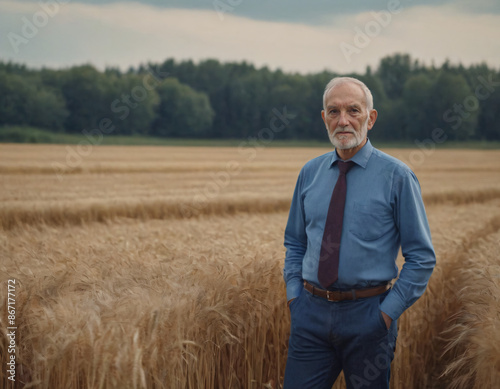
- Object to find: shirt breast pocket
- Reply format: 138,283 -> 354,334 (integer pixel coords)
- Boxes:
349,201 -> 394,241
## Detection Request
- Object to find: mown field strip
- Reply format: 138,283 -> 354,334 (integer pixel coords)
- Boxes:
0,162 -> 305,175
0,172 -> 297,203
1,187 -> 500,231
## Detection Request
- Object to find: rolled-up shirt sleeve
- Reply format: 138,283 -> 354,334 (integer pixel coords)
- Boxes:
283,169 -> 307,302
380,169 -> 436,321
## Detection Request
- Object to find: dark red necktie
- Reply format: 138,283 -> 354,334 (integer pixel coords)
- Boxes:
318,160 -> 355,288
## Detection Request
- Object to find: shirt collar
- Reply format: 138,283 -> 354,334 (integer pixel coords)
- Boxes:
330,138 -> 374,169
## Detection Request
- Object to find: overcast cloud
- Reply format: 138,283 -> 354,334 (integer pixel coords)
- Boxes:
0,0 -> 499,74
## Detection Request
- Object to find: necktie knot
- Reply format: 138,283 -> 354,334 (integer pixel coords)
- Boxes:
337,160 -> 355,174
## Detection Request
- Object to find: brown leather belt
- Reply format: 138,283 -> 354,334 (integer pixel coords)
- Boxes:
303,281 -> 389,302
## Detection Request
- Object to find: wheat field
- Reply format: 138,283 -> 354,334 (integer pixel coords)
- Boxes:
1,143 -> 500,389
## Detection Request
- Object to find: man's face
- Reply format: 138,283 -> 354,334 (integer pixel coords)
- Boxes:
321,82 -> 376,151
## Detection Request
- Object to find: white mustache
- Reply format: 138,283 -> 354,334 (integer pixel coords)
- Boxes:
333,127 -> 355,136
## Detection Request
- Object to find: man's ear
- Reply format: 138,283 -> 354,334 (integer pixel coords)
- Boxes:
321,110 -> 326,126
367,109 -> 378,130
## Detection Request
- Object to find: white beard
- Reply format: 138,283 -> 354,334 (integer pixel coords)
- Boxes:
328,117 -> 368,150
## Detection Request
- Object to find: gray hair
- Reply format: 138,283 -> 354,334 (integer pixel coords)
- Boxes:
323,77 -> 374,112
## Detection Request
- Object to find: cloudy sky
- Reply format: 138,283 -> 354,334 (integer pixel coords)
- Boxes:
1,0 -> 499,74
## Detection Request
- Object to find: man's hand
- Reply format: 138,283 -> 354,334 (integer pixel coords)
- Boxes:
381,311 -> 392,329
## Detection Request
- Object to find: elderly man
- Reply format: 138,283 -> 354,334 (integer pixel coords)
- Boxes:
283,77 -> 435,389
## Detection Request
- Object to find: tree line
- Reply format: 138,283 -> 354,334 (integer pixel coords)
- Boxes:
1,53 -> 499,142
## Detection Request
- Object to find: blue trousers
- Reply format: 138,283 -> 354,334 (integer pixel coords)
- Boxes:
283,287 -> 398,389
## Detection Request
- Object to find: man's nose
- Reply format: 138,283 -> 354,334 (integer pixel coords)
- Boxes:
338,111 -> 349,127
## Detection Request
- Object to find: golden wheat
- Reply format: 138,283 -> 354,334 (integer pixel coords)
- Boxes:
438,228 -> 500,389
1,144 -> 500,388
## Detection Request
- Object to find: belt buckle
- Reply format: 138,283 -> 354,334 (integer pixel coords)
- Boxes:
326,290 -> 332,301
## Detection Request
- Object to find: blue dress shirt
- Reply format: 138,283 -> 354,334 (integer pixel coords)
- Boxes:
283,139 -> 436,320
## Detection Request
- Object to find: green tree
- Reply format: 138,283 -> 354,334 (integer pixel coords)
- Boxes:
267,73 -> 312,140
60,65 -> 110,132
301,71 -> 337,140
430,72 -> 477,141
373,98 -> 407,141
402,73 -> 435,140
475,71 -> 500,140
152,78 -> 214,137
1,56 -> 498,142
376,54 -> 413,100
459,65 -> 500,141
0,71 -> 32,126
28,83 -> 68,130
106,73 -> 159,136
0,71 -> 68,130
